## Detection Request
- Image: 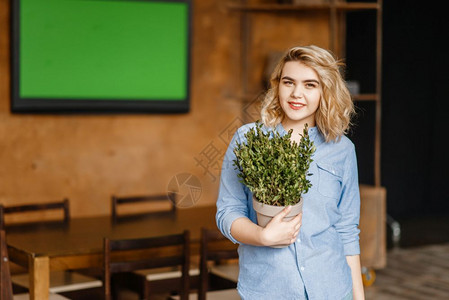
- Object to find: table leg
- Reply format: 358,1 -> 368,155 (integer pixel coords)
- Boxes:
28,255 -> 49,300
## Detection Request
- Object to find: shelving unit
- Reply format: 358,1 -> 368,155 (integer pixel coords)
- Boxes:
229,0 -> 382,186
228,0 -> 386,276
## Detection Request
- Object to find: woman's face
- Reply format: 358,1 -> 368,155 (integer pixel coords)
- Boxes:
278,61 -> 321,131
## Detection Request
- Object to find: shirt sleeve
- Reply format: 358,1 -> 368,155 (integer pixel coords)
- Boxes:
215,127 -> 251,244
335,144 -> 361,256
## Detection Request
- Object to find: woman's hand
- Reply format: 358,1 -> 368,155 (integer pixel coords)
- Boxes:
230,206 -> 302,247
260,206 -> 302,247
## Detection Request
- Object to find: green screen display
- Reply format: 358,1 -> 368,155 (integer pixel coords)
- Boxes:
11,0 -> 191,113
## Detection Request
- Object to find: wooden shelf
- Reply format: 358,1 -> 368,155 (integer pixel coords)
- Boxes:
229,0 -> 385,271
335,2 -> 380,11
237,92 -> 378,102
352,93 -> 378,101
227,2 -> 380,12
232,0 -> 383,186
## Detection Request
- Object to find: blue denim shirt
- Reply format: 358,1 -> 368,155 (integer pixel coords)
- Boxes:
216,122 -> 360,300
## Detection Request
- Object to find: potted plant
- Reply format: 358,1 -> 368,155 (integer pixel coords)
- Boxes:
233,121 -> 315,230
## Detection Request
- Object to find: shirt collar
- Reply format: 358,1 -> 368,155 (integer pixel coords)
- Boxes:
275,123 -> 323,145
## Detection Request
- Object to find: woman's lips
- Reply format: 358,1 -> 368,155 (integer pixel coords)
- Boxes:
288,102 -> 305,110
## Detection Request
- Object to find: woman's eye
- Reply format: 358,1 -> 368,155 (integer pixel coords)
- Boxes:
306,83 -> 317,88
283,80 -> 293,86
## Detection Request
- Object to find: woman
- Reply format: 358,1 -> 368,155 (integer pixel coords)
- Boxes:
216,45 -> 364,299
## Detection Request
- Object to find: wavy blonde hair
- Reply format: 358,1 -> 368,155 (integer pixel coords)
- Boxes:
260,45 -> 355,143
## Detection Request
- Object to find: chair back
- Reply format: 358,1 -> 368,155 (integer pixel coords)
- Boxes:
103,230 -> 190,300
0,230 -> 13,300
0,199 -> 70,229
198,227 -> 239,300
111,193 -> 176,222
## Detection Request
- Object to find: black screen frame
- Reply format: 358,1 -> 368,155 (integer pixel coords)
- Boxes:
10,0 -> 192,114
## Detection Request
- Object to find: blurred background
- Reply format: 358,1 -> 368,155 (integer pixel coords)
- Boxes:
1,0 -> 448,297
2,0 -> 447,243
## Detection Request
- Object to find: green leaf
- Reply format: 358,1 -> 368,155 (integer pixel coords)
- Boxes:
233,121 -> 315,206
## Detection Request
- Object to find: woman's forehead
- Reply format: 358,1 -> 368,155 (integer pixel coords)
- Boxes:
281,61 -> 319,80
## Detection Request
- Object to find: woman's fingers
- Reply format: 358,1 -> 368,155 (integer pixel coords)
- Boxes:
272,205 -> 292,222
261,209 -> 303,246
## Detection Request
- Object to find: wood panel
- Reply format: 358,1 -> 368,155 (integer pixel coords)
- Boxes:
247,11 -> 330,92
0,0 -> 243,217
359,184 -> 386,269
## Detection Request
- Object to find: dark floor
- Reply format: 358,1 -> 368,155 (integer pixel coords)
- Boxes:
365,242 -> 449,299
364,213 -> 449,299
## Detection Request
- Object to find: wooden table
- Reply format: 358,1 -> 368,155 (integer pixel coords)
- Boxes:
5,205 -> 218,300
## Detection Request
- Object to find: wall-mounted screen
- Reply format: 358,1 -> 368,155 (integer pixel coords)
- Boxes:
11,0 -> 192,113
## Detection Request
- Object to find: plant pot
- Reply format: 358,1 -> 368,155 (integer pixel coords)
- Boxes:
252,197 -> 303,248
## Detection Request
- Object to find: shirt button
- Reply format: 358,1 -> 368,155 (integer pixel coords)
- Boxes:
300,266 -> 305,271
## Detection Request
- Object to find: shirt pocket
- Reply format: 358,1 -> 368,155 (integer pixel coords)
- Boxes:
317,162 -> 343,200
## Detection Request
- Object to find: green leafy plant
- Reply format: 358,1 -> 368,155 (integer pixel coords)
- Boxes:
233,121 -> 316,207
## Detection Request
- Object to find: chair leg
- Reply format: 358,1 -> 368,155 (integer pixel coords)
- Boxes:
143,278 -> 150,300
111,274 -> 122,300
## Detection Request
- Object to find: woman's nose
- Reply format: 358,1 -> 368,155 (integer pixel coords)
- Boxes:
291,86 -> 304,98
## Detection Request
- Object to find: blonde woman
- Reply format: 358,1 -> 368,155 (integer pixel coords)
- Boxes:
216,45 -> 364,299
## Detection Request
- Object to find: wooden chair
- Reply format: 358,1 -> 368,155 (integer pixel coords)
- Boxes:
0,199 -> 102,295
103,230 -> 190,300
198,227 -> 240,300
111,193 -> 177,222
0,199 -> 69,229
171,228 -> 239,300
0,230 -> 70,300
110,194 -> 200,295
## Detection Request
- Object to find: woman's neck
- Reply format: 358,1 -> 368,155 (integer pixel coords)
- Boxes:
281,120 -> 315,143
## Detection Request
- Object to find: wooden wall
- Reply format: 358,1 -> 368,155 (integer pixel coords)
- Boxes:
0,0 -> 330,217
